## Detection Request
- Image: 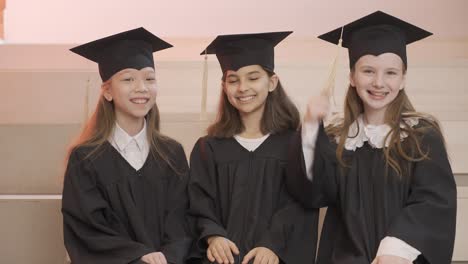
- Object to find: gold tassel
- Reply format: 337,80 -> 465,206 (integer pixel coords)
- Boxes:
321,26 -> 344,106
83,77 -> 90,122
321,27 -> 344,126
200,50 -> 208,120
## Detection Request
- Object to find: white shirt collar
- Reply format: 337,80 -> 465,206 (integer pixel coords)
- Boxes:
111,119 -> 148,152
234,134 -> 270,152
234,133 -> 270,143
338,114 -> 419,151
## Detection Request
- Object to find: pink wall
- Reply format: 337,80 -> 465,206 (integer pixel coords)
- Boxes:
3,0 -> 468,44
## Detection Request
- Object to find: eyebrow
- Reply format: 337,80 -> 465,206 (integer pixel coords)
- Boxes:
226,70 -> 261,78
358,65 -> 401,71
226,73 -> 239,78
385,67 -> 402,71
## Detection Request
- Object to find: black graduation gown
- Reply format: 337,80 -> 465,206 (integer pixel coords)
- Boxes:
62,141 -> 192,264
187,131 -> 318,264
286,124 -> 457,264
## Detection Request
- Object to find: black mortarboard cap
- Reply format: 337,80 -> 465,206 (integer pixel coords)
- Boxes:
318,11 -> 432,68
70,27 -> 173,81
201,31 -> 292,74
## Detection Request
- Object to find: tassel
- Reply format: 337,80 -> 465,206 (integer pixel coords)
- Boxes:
83,77 -> 90,122
200,50 -> 208,120
321,27 -> 344,126
321,26 -> 344,106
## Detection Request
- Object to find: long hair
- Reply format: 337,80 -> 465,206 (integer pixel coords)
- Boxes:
68,82 -> 183,174
326,68 -> 444,177
207,69 -> 300,137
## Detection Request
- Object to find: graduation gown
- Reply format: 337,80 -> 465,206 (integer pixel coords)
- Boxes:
188,131 -> 318,264
286,124 -> 457,264
62,141 -> 192,264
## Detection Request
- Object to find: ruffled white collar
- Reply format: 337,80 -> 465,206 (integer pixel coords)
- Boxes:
337,115 -> 419,151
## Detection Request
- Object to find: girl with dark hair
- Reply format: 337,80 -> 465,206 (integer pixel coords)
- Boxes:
188,32 -> 318,264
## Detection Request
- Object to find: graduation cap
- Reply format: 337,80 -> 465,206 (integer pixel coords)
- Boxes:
318,11 -> 432,68
70,27 -> 173,81
201,31 -> 293,74
197,31 -> 292,119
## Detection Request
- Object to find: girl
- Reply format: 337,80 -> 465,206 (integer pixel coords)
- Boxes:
287,11 -> 457,264
187,31 -> 318,264
62,28 -> 192,264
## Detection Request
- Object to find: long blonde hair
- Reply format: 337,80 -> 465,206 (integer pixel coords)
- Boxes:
68,83 -> 183,174
326,70 -> 444,177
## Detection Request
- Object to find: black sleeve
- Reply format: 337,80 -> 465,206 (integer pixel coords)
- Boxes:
62,149 -> 152,264
286,125 -> 338,209
161,144 -> 193,264
255,182 -> 318,264
387,129 -> 457,264
188,139 -> 228,252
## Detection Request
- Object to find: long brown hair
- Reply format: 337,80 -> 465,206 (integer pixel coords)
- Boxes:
326,68 -> 444,177
68,82 -> 183,174
207,69 -> 300,137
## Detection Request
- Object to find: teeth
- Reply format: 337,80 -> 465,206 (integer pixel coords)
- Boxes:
238,95 -> 255,102
131,98 -> 149,104
369,91 -> 388,96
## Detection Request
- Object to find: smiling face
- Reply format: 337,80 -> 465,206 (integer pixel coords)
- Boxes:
223,65 -> 278,117
350,53 -> 406,120
102,67 -> 157,125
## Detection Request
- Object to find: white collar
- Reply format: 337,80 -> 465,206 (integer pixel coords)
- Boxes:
234,134 -> 270,152
111,119 -> 148,152
338,115 -> 419,151
234,133 -> 270,143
